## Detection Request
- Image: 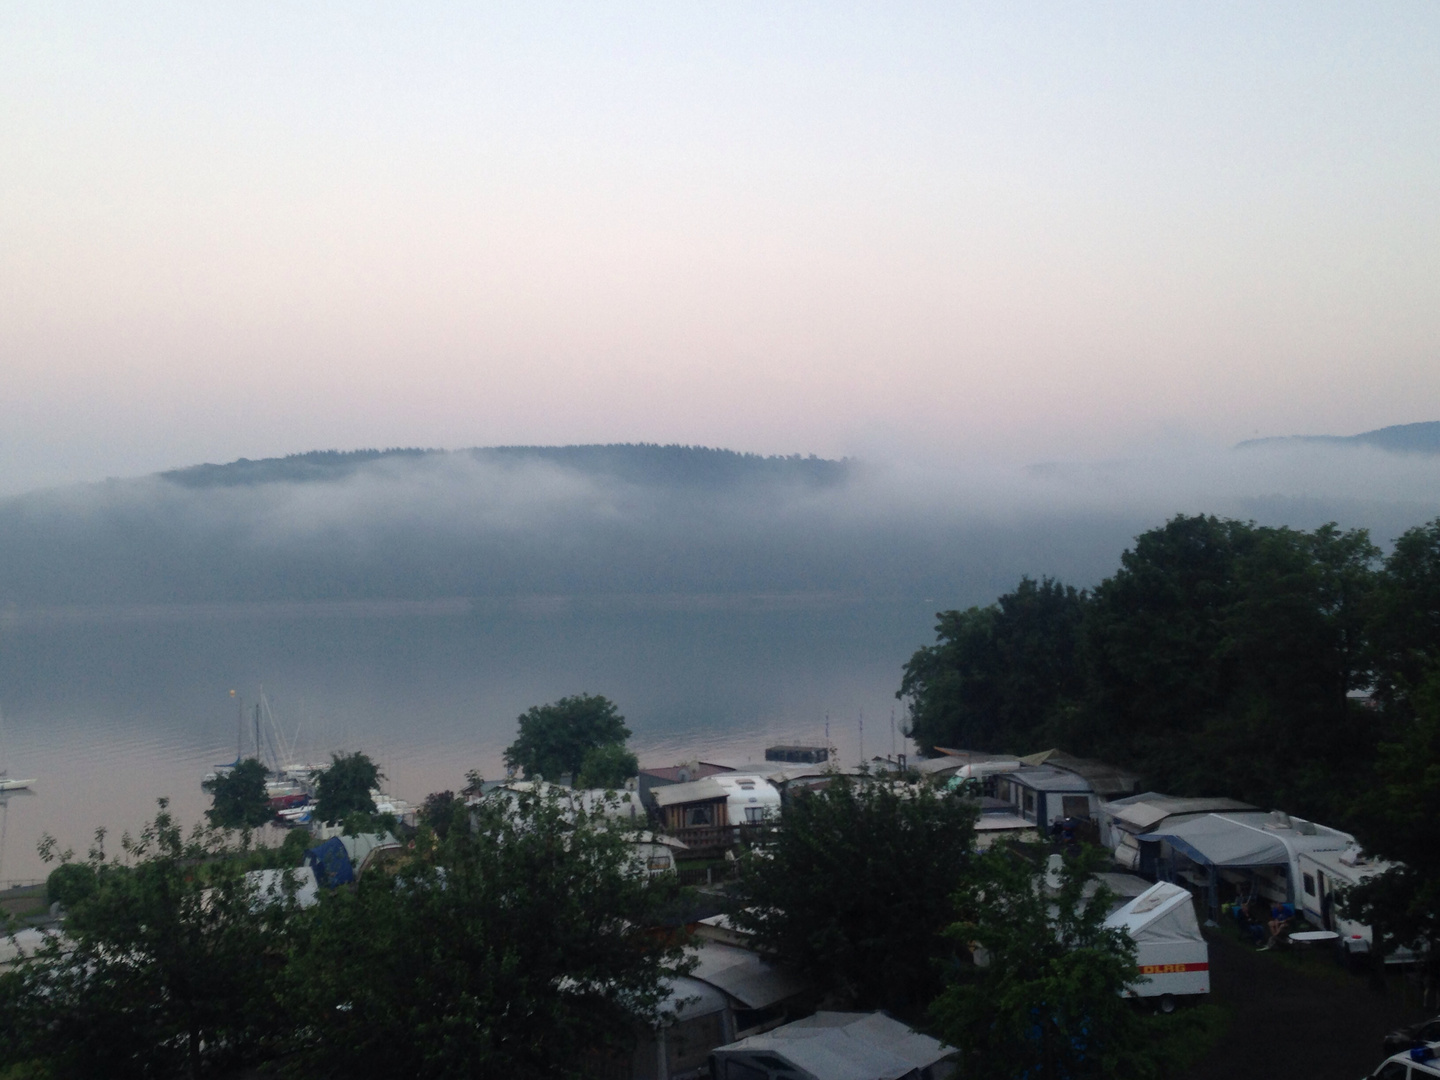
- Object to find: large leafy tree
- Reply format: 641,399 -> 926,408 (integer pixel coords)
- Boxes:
1084,516 -> 1380,813
202,757 -> 272,829
313,751 -> 383,825
2,801 -> 297,1079
930,847 -> 1153,1080
900,517 -> 1382,818
899,576 -> 1088,755
282,787 -> 687,1078
732,777 -> 977,1020
503,694 -> 632,783
1344,521 -> 1440,982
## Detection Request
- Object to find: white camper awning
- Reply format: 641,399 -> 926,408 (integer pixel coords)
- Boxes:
1144,813 -> 1290,868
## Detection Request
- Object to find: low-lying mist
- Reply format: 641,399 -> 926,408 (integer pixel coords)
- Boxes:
1,442 -> 1437,611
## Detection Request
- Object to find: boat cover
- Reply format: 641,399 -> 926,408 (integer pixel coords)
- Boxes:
305,836 -> 355,888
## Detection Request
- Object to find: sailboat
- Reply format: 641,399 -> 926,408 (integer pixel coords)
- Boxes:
0,709 -> 34,792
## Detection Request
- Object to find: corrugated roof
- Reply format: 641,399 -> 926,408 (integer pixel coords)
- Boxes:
714,1011 -> 952,1080
1019,749 -> 1139,795
1111,795 -> 1256,834
688,941 -> 808,1009
652,777 -> 732,807
1008,765 -> 1094,793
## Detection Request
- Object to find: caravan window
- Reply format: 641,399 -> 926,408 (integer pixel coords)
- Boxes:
1303,873 -> 1316,897
1022,791 -> 1036,819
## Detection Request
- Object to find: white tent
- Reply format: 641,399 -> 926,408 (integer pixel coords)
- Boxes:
1104,882 -> 1210,1000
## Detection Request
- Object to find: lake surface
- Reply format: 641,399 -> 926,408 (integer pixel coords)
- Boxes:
0,595 -> 938,882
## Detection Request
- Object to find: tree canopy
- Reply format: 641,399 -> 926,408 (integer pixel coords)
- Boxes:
503,694 -> 633,783
930,847 -> 1153,1080
6,802 -> 293,1079
313,751 -> 383,825
201,757 -> 272,829
899,515 -> 1388,820
282,787 -> 686,1078
732,776 -> 977,1019
5,789 -> 687,1079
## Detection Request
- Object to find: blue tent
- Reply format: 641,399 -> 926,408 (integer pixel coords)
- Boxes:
305,836 -> 355,888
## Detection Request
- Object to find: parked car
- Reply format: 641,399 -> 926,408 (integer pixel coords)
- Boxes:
1383,1017 -> 1440,1057
1365,1045 -> 1440,1079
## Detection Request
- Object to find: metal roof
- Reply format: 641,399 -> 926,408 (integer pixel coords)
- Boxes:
1019,749 -> 1139,796
1007,765 -> 1094,793
713,1011 -> 953,1080
688,941 -> 809,1010
1109,795 -> 1257,833
652,776 -> 732,807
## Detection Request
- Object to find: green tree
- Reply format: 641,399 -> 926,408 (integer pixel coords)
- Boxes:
732,777 -> 977,1019
44,861 -> 96,910
930,847 -> 1153,1080
4,801 -> 297,1079
313,751 -> 382,825
1077,516 -> 1378,814
201,757 -> 272,829
576,742 -> 640,790
283,787 -> 688,1078
503,694 -> 631,782
899,576 -> 1087,754
1344,524 -> 1440,984
1369,518 -> 1440,709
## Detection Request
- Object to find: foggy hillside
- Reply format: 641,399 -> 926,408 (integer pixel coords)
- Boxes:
1,441 -> 1438,610
1235,421 -> 1440,454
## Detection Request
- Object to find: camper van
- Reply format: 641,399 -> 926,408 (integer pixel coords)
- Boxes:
1297,844 -> 1414,961
1103,882 -> 1210,1011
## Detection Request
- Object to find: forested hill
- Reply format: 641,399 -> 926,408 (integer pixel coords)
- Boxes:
1236,420 -> 1440,454
160,445 -> 850,490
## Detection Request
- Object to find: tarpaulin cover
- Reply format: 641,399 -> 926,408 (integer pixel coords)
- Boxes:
1144,813 -> 1291,868
305,836 -> 355,888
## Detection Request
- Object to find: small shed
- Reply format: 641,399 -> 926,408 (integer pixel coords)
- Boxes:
638,762 -> 735,811
653,775 -> 780,849
710,1011 -> 956,1080
995,766 -> 1097,828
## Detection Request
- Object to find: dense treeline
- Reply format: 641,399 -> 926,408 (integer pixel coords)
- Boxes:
900,513 -> 1440,968
899,513 -> 1440,824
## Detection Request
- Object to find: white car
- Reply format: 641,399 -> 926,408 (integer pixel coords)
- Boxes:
1367,1046 -> 1440,1079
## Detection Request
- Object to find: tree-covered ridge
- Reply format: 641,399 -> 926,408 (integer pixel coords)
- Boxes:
1236,419 -> 1440,454
159,443 -> 850,490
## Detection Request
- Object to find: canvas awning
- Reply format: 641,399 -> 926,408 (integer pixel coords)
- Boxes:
1144,813 -> 1291,868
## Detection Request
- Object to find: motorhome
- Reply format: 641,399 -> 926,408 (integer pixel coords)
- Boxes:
1297,843 -> 1414,962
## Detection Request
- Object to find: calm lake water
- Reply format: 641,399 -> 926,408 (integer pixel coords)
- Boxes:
0,595 -> 937,882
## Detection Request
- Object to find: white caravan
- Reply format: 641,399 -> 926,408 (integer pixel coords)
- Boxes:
1104,881 -> 1210,1010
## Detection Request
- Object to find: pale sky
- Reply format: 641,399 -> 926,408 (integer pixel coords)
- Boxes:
2,2 -> 1437,493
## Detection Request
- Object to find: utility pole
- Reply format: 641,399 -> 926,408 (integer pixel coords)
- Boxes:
858,710 -> 864,767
